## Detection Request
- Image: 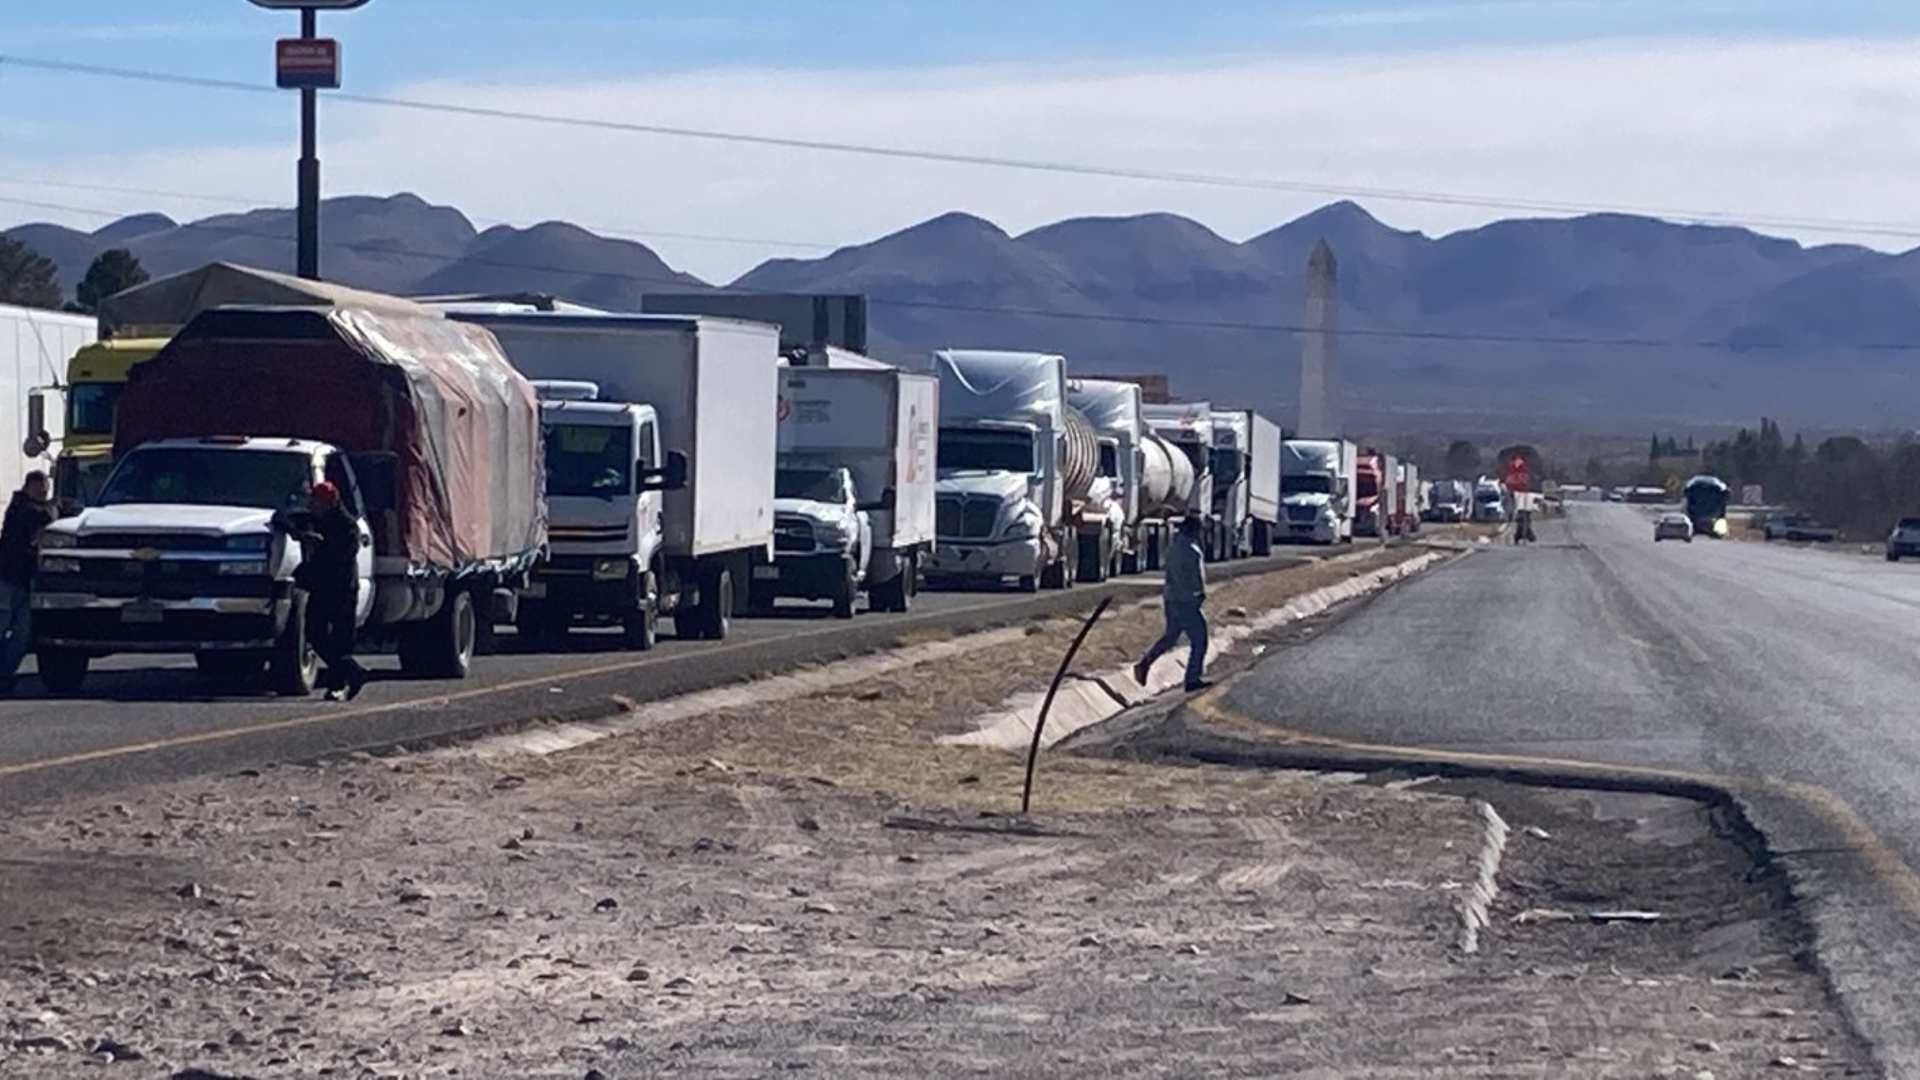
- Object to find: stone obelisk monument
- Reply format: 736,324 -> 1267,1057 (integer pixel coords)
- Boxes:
1298,239 -> 1338,437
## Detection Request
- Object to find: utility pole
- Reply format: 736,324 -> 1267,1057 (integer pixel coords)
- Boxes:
250,1 -> 370,281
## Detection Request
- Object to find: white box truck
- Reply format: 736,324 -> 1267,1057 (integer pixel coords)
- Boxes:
1280,438 -> 1357,545
452,311 -> 778,643
0,303 -> 89,497
766,358 -> 938,616
1208,409 -> 1283,559
1143,402 -> 1216,555
927,350 -> 1092,591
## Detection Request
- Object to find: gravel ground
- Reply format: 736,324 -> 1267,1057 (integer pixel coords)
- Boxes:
0,545 -> 1872,1077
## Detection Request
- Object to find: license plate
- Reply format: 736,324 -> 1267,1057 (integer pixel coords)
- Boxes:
752,565 -> 781,581
523,581 -> 548,599
121,604 -> 164,624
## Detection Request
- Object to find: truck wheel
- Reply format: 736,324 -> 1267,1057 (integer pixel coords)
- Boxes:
269,591 -> 319,697
404,588 -> 477,679
622,605 -> 657,650
1888,551 -> 1899,562
196,651 -> 266,686
698,566 -> 733,640
1017,574 -> 1039,593
1252,523 -> 1273,557
36,648 -> 89,695
831,563 -> 858,620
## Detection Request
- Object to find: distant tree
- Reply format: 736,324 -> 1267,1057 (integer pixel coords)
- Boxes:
1584,456 -> 1611,488
1648,433 -> 1661,463
72,248 -> 149,314
1444,439 -> 1480,478
0,236 -> 62,309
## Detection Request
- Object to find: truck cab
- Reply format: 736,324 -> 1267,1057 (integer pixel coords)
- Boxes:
1210,410 -> 1251,559
518,383 -> 680,648
1280,439 -> 1355,545
768,461 -> 873,617
45,337 -> 168,510
34,436 -> 375,695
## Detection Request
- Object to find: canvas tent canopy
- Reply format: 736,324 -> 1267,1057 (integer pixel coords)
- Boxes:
97,262 -> 429,339
114,305 -> 544,572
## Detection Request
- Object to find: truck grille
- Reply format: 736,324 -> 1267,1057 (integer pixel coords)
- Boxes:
78,532 -> 225,551
937,497 -> 999,540
1285,504 -> 1319,523
774,515 -> 814,553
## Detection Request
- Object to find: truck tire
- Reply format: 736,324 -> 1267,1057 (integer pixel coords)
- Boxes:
402,588 -> 477,679
1077,534 -> 1107,584
1016,574 -> 1039,593
831,562 -> 858,620
196,651 -> 266,686
269,591 -> 319,697
1252,522 -> 1273,557
36,648 -> 88,695
691,565 -> 733,640
623,573 -> 658,650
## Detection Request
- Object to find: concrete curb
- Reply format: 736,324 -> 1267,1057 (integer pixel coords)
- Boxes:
943,549 -> 1452,752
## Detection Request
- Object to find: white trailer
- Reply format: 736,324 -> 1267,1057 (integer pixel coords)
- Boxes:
1247,411 -> 1281,554
1208,409 -> 1283,559
769,361 -> 937,614
0,303 -> 88,496
453,311 -> 778,641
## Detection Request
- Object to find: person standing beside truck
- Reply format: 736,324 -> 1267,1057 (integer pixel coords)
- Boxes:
0,471 -> 54,693
1134,515 -> 1210,693
274,482 -> 369,701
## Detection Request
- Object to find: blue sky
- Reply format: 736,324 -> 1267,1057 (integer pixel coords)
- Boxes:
6,1 -> 1920,280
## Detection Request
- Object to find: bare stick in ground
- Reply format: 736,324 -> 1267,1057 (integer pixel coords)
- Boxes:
1022,596 -> 1113,815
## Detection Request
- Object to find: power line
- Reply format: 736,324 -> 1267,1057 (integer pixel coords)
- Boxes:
7,52 -> 1920,244
2,190 -> 1906,353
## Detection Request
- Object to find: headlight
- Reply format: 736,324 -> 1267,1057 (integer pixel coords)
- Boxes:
215,560 -> 269,576
1003,513 -> 1040,540
591,557 -> 629,582
39,556 -> 80,575
226,533 -> 272,553
38,532 -> 76,550
816,519 -> 855,546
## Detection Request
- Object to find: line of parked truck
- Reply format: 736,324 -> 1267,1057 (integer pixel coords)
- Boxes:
0,264 -> 1428,696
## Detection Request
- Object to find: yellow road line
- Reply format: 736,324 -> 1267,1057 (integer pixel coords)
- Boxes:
1188,692 -> 1920,921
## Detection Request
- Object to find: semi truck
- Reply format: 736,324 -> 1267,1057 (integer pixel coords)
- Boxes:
34,305 -> 546,695
1136,428 -> 1196,571
767,358 -> 938,616
1280,439 -> 1356,544
1142,402 -> 1216,555
49,337 -> 165,509
1354,449 -> 1399,538
450,311 -> 779,643
1427,479 -> 1471,522
1683,475 -> 1731,538
1209,408 -> 1282,558
927,350 -> 1093,591
0,302 -> 89,499
1067,378 -> 1151,578
1472,478 -> 1509,522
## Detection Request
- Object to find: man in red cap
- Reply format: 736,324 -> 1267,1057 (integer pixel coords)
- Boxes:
277,480 -> 368,700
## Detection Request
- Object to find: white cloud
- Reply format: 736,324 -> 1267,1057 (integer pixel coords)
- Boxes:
10,37 -> 1920,282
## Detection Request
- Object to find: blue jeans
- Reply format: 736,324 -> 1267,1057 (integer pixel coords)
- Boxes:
0,581 -> 31,682
1141,601 -> 1208,688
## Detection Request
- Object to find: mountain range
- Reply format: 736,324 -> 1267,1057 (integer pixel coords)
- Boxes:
9,193 -> 1916,430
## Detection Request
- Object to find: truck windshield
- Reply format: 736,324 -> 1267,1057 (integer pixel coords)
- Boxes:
776,467 -> 848,503
544,423 -> 632,498
1356,473 -> 1379,499
1282,474 -> 1332,495
68,383 -> 121,437
98,448 -> 312,510
939,429 -> 1034,472
1210,448 -> 1242,484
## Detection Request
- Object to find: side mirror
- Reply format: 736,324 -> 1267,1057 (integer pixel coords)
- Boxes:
22,392 -> 49,457
858,488 -> 897,513
638,451 -> 689,493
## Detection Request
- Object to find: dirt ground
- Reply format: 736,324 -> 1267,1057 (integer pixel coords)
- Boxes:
0,546 -> 1876,1078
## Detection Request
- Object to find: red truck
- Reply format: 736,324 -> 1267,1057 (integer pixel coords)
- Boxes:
1354,449 -> 1399,538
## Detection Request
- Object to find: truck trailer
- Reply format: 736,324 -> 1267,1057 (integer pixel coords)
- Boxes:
1209,409 -> 1282,558
1067,378 -> 1150,578
1143,402 -> 1216,555
767,358 -> 938,615
36,305 -> 546,695
0,302 -> 88,499
451,311 -> 779,643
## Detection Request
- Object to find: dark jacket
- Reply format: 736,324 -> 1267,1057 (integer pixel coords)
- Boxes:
276,505 -> 360,596
0,491 -> 54,589
1163,533 -> 1207,608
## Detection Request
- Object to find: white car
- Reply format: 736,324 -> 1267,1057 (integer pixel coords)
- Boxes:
1887,517 -> 1920,562
1654,512 -> 1693,542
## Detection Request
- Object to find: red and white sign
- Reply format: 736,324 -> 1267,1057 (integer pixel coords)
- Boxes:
276,38 -> 340,89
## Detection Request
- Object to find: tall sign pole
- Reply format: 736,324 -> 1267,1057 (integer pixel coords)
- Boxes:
250,0 -> 370,281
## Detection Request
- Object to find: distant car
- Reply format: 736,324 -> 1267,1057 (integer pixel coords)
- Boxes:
1887,517 -> 1920,561
1763,513 -> 1838,543
1654,512 -> 1693,542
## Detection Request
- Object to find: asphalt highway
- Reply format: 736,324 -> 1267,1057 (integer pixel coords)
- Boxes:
0,551 -> 1321,808
1220,502 -> 1920,1071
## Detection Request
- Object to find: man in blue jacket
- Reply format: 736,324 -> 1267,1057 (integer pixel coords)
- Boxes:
1134,515 -> 1209,693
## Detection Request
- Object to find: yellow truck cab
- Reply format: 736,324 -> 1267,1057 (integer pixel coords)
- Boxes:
51,337 -> 167,507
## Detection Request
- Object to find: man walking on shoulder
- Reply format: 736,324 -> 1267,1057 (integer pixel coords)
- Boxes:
1134,514 -> 1210,693
0,471 -> 55,693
